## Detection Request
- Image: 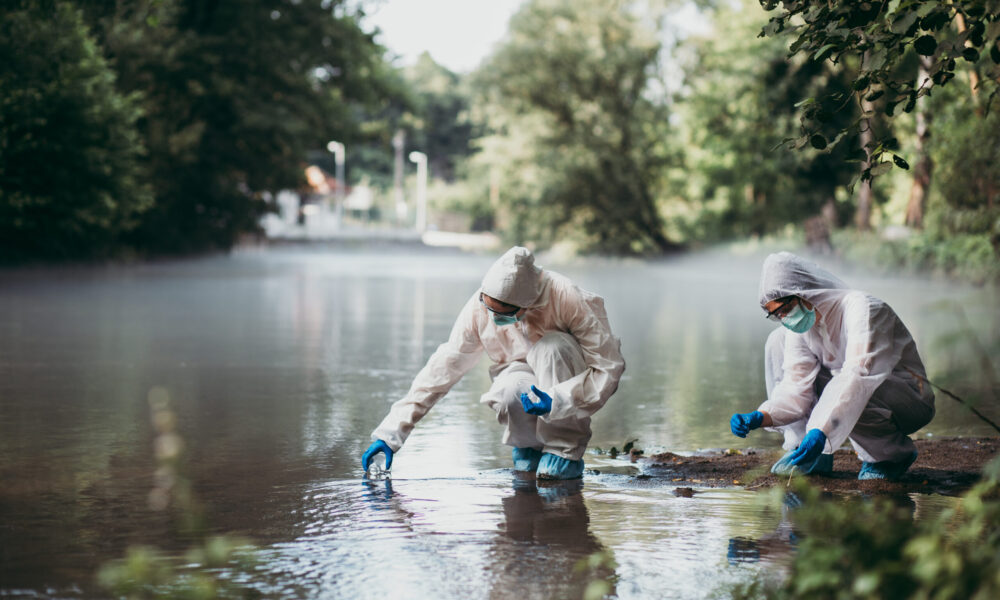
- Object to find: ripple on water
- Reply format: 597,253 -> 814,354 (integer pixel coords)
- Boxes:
236,474 -> 792,600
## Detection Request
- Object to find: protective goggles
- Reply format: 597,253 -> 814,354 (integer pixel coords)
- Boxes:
479,293 -> 520,317
764,296 -> 799,322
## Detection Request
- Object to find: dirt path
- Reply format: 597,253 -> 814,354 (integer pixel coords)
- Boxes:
629,437 -> 999,496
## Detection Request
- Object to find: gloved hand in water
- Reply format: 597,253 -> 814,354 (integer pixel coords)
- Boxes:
362,439 -> 394,471
730,411 -> 764,438
785,428 -> 826,467
520,385 -> 552,416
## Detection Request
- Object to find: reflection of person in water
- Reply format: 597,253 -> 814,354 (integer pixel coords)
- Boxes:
489,478 -> 615,599
728,492 -> 801,565
727,491 -> 918,565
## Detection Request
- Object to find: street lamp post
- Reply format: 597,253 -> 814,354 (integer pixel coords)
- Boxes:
326,141 -> 345,229
408,151 -> 427,233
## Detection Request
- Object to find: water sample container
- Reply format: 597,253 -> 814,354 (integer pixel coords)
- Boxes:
366,454 -> 390,480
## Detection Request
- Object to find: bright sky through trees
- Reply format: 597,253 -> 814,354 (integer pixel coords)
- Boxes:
361,0 -> 525,73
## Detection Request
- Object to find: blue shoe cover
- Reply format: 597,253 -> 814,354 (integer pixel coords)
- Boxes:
536,452 -> 584,480
858,451 -> 917,481
771,451 -> 833,476
512,447 -> 543,472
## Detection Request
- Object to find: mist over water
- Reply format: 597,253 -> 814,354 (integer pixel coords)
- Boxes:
0,244 -> 995,598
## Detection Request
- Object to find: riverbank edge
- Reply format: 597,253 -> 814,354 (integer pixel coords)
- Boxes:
623,437 -> 1000,496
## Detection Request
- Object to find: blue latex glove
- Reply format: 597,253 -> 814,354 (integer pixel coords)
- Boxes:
785,428 -> 826,467
730,411 -> 764,438
520,385 -> 552,415
362,439 -> 394,471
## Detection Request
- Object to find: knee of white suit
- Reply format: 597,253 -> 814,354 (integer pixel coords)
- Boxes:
481,365 -> 535,416
527,332 -> 588,389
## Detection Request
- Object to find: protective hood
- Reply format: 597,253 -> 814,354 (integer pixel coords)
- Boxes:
481,246 -> 544,308
758,252 -> 849,313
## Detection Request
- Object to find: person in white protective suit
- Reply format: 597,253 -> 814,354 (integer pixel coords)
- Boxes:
360,246 -> 626,480
729,252 -> 935,480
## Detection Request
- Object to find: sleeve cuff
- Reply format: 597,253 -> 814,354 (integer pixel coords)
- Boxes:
543,387 -> 577,421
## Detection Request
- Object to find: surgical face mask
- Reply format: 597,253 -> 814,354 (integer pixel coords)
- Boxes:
492,313 -> 522,327
781,303 -> 816,333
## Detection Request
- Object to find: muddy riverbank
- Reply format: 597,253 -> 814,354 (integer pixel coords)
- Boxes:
622,437 -> 1000,496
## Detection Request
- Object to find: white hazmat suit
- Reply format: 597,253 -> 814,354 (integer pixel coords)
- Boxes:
757,252 -> 935,464
372,247 -> 625,462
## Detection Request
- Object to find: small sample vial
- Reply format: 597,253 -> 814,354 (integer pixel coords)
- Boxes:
366,454 -> 390,480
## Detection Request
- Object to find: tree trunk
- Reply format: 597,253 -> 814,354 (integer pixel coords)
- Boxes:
855,51 -> 875,231
954,12 -> 982,112
855,181 -> 873,230
905,56 -> 934,229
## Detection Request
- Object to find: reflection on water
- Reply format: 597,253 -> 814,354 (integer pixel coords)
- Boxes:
0,245 -> 995,598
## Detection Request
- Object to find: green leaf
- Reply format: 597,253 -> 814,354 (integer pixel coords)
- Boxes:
991,41 -> 1000,64
762,19 -> 783,37
932,70 -> 953,85
919,10 -> 950,32
867,48 -> 888,71
813,44 -> 836,62
870,161 -> 893,177
810,134 -> 828,150
852,75 -> 870,91
846,148 -> 868,162
865,90 -> 884,102
789,34 -> 808,54
962,47 -> 980,62
890,12 -> 919,35
892,154 -> 910,169
914,35 -> 937,56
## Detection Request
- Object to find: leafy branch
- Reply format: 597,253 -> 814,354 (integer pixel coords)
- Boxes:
759,0 -> 1000,181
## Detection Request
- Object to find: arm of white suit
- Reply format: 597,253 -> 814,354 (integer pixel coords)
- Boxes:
545,286 -> 626,421
758,331 -> 823,428
805,295 -> 903,452
372,295 -> 484,452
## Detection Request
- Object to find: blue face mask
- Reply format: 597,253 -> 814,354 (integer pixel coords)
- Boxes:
781,303 -> 816,333
493,313 -> 522,327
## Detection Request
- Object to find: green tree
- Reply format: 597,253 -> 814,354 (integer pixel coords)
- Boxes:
757,0 -> 1000,182
674,0 -> 860,242
402,53 -> 477,182
76,0 -> 398,254
472,0 -> 678,255
0,1 -> 151,261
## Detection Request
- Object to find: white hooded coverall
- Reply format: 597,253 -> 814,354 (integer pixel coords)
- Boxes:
757,252 -> 935,463
372,247 -> 625,461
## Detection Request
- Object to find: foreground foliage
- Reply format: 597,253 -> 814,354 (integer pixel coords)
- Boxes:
739,456 -> 1000,599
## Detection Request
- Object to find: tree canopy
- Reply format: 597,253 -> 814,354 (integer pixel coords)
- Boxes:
758,0 -> 1000,182
473,0 -> 678,254
0,2 -> 151,261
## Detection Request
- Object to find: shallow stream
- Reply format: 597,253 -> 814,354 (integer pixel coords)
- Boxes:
1,244 -> 996,598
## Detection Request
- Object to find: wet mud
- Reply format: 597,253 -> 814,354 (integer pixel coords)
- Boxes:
626,437 -> 999,496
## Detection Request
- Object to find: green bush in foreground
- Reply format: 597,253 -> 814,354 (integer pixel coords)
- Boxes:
96,537 -> 257,600
739,456 -> 1000,600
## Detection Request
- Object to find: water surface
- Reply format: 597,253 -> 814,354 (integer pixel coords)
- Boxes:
1,244 -> 996,598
